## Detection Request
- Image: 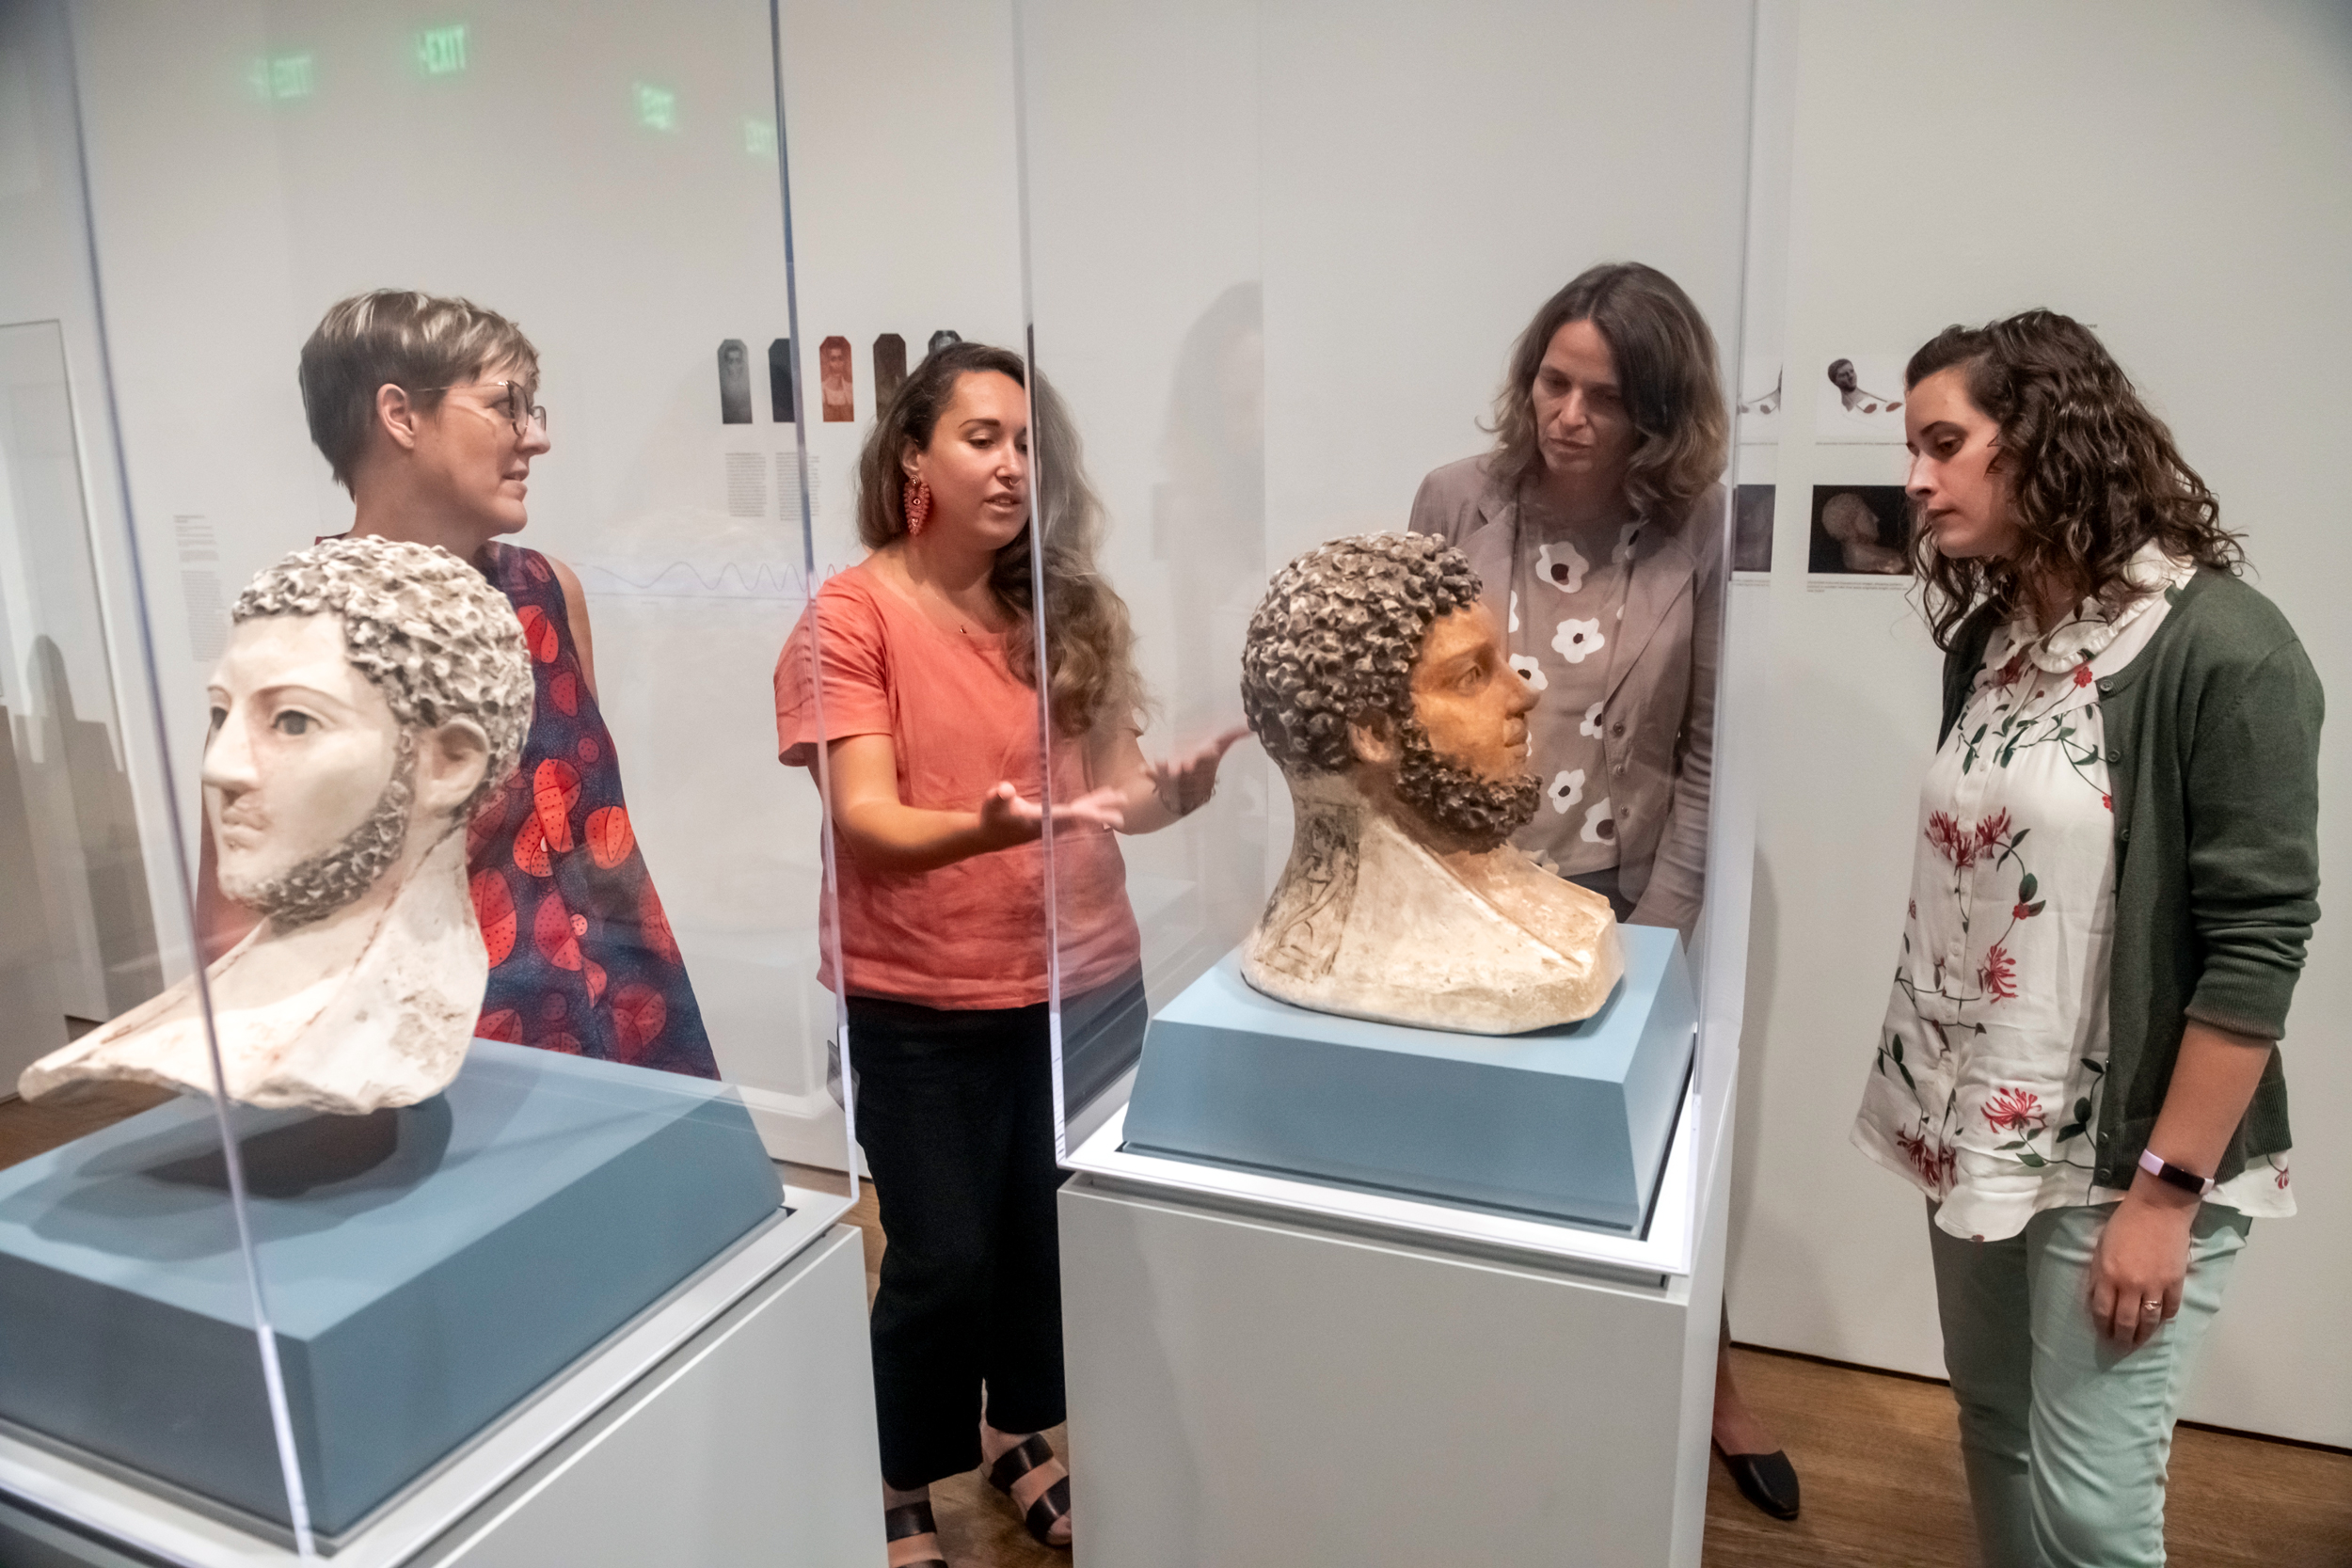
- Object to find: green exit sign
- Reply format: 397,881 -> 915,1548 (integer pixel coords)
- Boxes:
633,82 -> 676,132
416,24 -> 468,76
246,52 -> 314,102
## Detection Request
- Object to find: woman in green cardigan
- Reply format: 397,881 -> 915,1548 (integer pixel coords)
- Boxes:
1851,309 -> 2320,1567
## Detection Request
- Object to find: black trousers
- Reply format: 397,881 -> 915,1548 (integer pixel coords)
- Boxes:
849,977 -> 1141,1489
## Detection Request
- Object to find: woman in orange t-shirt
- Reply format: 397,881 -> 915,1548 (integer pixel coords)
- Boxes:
775,343 -> 1236,1564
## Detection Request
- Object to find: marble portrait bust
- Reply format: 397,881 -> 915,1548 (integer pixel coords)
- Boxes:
20,537 -> 533,1114
1237,532 -> 1623,1034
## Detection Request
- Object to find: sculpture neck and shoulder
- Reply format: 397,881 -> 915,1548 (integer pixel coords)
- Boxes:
22,827 -> 486,1114
1242,769 -> 1623,1036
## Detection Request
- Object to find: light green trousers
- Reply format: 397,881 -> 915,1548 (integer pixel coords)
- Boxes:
1927,1201 -> 2251,1568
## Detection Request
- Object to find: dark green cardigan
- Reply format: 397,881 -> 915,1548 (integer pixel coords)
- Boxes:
1939,569 -> 2323,1187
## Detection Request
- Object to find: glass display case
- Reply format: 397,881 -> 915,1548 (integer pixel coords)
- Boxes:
1015,0 -> 1764,1274
0,2 -> 871,1561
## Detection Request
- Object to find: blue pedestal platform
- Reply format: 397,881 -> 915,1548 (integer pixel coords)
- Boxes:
0,1040 -> 783,1535
1121,924 -> 1695,1232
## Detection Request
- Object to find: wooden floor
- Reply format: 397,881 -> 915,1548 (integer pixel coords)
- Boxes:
5,1103 -> 2344,1567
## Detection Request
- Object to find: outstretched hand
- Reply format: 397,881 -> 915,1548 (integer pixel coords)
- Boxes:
977,780 -> 1128,846
1145,725 -> 1250,820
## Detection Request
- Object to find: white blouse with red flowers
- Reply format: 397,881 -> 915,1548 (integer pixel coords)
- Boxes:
1852,546 -> 2293,1242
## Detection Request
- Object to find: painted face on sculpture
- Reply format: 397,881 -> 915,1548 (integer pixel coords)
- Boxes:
203,613 -> 415,925
1365,605 -> 1542,851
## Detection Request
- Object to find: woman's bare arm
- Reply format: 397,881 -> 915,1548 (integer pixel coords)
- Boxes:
817,733 -> 1120,874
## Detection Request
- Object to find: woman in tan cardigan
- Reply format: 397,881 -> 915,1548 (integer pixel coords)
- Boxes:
1409,262 -> 1794,1520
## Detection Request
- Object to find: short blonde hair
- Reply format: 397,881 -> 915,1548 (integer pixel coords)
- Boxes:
299,291 -> 539,490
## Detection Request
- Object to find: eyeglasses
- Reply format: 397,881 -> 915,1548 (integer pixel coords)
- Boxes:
419,379 -> 548,439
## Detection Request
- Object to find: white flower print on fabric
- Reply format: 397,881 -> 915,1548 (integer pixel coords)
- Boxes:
1613,522 -> 1643,565
1508,590 -> 1520,633
1509,654 -> 1547,692
1534,540 -> 1590,595
1579,797 -> 1614,844
1552,617 -> 1605,665
1549,768 -> 1586,816
1580,702 -> 1606,738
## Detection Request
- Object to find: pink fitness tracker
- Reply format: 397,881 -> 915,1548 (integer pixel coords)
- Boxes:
2137,1147 -> 2217,1198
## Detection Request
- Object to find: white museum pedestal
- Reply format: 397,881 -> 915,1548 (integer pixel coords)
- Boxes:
1059,1097 -> 1732,1568
0,1192 -> 883,1568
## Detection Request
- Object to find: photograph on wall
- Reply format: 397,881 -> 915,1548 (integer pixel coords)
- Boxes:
717,338 -> 753,424
1733,483 -> 1773,574
1815,354 -> 1909,444
872,333 -> 907,408
768,338 -> 793,421
1808,485 -> 1912,578
819,335 -> 854,421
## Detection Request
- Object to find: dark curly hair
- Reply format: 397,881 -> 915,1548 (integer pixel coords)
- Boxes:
1904,309 -> 2243,650
1486,261 -> 1728,528
1240,533 -> 1484,775
856,341 -> 1144,736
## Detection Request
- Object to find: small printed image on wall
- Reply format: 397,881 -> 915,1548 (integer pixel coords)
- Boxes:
717,339 -> 753,424
1815,354 -> 1909,444
1736,368 -> 1782,446
820,336 -> 855,422
1809,485 -> 1912,578
1734,484 -> 1773,574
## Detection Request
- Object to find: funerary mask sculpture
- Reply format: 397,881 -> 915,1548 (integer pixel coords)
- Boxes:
1237,532 -> 1623,1033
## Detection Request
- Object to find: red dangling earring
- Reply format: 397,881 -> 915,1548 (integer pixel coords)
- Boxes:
905,477 -> 932,537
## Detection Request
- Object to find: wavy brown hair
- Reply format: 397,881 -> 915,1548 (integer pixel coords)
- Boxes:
856,341 -> 1145,736
1904,309 -> 2243,651
1487,261 -> 1728,527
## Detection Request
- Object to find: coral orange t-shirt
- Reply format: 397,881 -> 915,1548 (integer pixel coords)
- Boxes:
773,566 -> 1142,1009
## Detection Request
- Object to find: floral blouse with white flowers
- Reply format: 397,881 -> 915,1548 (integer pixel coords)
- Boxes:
1852,545 -> 2294,1241
1506,500 -> 1645,876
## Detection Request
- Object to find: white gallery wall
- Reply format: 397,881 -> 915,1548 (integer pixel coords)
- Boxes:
1728,0 -> 2352,1446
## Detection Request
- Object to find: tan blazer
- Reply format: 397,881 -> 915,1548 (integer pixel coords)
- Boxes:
1408,454 -> 1723,936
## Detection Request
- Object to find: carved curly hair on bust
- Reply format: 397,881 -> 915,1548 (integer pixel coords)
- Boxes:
233,536 -> 534,816
1240,532 -> 1485,776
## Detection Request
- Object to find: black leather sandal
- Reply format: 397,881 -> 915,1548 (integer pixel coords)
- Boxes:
883,1498 -> 948,1567
984,1431 -> 1072,1547
1714,1442 -> 1801,1521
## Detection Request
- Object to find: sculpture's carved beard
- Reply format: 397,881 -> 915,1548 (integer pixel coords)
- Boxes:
1392,719 -> 1540,852
222,736 -> 417,929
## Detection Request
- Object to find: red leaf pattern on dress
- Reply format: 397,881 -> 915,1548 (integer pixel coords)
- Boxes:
586,806 -> 635,870
478,1008 -> 523,1043
532,891 -> 584,971
533,759 -> 580,852
549,670 -> 580,717
642,883 -> 680,965
471,869 -> 517,966
516,604 -> 560,663
612,983 -> 667,1058
539,1031 -> 583,1055
523,553 -> 552,583
584,959 -> 608,1006
513,815 -> 552,878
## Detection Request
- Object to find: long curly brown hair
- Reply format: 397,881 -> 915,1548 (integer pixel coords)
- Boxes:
856,341 -> 1145,736
1904,309 -> 2243,650
1486,261 -> 1728,528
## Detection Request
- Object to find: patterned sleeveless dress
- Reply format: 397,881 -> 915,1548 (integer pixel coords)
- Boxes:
464,544 -> 720,1079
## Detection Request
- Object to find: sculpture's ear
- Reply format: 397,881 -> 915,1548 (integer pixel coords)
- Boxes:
412,719 -> 492,819
1347,710 -> 1399,768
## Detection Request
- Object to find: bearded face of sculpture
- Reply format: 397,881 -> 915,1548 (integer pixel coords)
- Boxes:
1348,603 -> 1542,853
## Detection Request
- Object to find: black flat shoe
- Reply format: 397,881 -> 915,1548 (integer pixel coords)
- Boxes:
1714,1444 -> 1801,1521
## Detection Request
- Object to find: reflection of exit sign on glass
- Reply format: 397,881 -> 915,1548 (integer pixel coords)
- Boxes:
743,119 -> 776,156
416,25 -> 468,76
634,83 -> 676,132
247,53 -> 314,101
